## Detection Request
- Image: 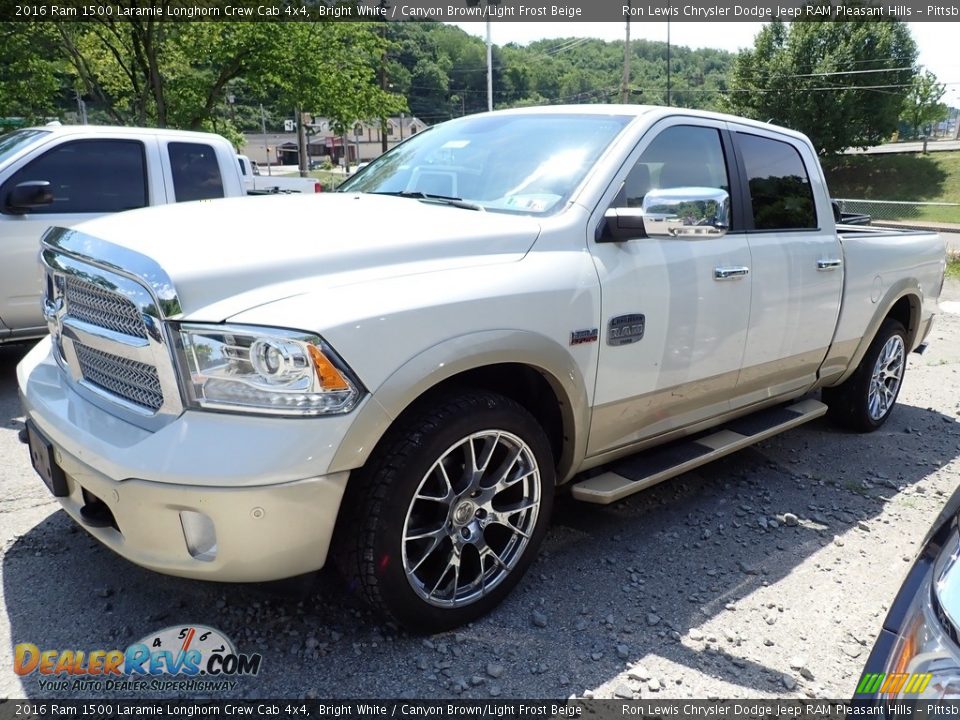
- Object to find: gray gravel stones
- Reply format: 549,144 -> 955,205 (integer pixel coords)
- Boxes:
531,610 -> 548,628
486,663 -> 504,679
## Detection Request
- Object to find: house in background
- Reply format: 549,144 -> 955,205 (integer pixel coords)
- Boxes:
242,115 -> 426,167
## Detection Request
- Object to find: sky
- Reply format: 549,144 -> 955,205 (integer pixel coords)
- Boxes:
450,22 -> 959,106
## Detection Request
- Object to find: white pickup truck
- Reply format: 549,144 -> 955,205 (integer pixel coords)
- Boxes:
0,125 -> 245,343
17,106 -> 946,632
237,154 -> 322,194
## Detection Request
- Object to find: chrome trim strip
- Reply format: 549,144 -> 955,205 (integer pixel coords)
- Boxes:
62,318 -> 152,360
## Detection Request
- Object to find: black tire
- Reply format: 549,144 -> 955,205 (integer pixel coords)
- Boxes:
333,391 -> 555,633
823,318 -> 908,432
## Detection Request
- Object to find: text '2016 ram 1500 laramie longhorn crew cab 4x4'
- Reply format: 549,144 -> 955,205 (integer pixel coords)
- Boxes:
17,106 -> 946,631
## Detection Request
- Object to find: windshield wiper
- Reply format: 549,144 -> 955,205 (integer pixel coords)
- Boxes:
370,190 -> 484,211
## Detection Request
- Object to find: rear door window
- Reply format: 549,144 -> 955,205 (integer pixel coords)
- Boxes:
169,142 -> 224,202
1,139 -> 147,214
737,133 -> 817,231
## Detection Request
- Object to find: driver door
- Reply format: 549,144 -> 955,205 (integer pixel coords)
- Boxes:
587,119 -> 752,457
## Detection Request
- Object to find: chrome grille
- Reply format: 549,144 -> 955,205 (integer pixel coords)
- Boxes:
64,276 -> 147,339
74,342 -> 164,412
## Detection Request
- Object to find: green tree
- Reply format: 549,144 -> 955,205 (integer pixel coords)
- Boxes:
901,68 -> 948,138
0,23 -> 63,123
56,20 -> 278,129
722,15 -> 917,154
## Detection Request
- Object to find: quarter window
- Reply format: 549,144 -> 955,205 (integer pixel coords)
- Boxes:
169,142 -> 224,202
1,139 -> 147,214
737,133 -> 816,231
614,125 -> 729,209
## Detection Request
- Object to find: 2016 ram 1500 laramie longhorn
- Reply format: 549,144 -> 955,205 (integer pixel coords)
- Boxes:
17,107 -> 946,631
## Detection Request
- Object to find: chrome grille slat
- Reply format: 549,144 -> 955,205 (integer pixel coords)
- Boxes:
74,342 -> 164,412
64,276 -> 147,339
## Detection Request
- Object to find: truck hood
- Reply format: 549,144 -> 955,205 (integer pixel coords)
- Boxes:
66,193 -> 542,320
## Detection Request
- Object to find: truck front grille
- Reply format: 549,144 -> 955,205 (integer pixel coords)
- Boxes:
64,276 -> 148,339
74,342 -> 164,412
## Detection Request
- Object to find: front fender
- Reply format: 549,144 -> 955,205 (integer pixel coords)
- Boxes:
327,330 -> 591,482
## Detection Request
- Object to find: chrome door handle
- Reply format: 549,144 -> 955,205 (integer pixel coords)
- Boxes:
817,259 -> 843,271
714,266 -> 750,280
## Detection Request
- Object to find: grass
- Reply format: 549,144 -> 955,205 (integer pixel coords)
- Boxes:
306,170 -> 345,191
947,251 -> 960,280
821,151 -> 960,225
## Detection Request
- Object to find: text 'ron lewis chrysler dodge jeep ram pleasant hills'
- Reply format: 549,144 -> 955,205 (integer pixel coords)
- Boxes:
17,106 -> 946,631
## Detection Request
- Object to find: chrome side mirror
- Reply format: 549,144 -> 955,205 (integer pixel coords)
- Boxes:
641,187 -> 729,239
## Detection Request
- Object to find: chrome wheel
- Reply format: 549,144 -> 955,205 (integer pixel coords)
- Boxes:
867,334 -> 905,421
401,430 -> 542,608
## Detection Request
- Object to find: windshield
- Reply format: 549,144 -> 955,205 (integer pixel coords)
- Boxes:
0,129 -> 50,166
338,113 -> 632,215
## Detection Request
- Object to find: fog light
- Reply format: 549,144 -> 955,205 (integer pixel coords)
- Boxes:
179,511 -> 217,562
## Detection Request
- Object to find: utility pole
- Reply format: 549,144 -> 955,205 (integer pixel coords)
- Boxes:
296,107 -> 308,178
380,21 -> 389,154
620,10 -> 631,104
486,20 -> 493,112
666,20 -> 672,106
260,104 -> 272,177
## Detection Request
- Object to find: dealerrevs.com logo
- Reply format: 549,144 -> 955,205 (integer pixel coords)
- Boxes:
14,625 -> 262,693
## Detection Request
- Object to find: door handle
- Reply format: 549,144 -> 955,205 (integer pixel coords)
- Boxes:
714,266 -> 750,280
817,259 -> 843,271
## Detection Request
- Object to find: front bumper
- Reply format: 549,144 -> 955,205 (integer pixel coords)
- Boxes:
17,338 -> 353,582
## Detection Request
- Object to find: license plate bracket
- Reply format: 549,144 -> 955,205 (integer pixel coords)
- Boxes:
26,421 -> 68,498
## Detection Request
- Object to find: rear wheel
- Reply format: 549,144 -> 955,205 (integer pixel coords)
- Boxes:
334,391 -> 554,632
824,318 -> 907,432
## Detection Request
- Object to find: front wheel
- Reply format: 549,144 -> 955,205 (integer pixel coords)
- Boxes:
824,318 -> 908,432
334,391 -> 555,632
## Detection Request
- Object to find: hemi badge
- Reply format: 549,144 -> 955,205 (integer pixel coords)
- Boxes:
607,314 -> 645,346
570,328 -> 599,346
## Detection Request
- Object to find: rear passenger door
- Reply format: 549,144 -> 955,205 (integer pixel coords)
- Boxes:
730,127 -> 843,405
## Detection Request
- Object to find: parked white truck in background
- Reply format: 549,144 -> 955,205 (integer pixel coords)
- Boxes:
0,125 -> 246,344
17,106 -> 946,632
237,154 -> 321,194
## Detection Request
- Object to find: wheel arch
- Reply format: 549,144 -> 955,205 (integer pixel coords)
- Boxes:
827,282 -> 921,388
328,330 -> 591,483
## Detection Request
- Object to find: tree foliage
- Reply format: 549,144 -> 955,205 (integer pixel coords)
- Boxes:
901,68 -> 948,138
0,23 -> 63,123
722,17 -> 917,154
0,11 -> 406,147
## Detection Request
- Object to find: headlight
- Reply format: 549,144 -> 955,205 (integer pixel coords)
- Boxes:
175,324 -> 363,416
868,526 -> 960,701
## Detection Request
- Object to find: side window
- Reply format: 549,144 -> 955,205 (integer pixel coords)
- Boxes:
169,142 -> 224,202
614,125 -> 729,209
1,139 -> 147,214
737,133 -> 816,231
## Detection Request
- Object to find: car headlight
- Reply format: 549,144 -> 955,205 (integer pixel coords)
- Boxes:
867,526 -> 960,701
175,324 -> 363,416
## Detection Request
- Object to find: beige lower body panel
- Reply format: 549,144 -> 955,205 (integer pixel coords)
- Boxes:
50,440 -> 349,582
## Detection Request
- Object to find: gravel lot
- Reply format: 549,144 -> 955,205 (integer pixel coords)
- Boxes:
1,281 -> 959,701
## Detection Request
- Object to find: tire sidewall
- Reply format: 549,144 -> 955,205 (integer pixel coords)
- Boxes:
368,395 -> 555,632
